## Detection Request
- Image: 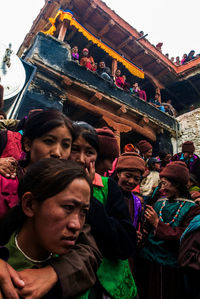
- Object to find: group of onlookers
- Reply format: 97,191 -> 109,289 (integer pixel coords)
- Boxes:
156,43 -> 199,66
165,50 -> 200,66
71,46 -> 177,115
0,109 -> 199,298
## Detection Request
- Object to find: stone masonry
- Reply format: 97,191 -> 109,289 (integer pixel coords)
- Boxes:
177,108 -> 200,155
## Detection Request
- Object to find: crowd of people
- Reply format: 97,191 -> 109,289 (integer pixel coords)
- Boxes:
0,109 -> 199,299
156,43 -> 199,66
165,50 -> 199,66
71,46 -> 177,116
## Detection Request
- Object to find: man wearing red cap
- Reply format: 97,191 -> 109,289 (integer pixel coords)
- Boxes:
171,141 -> 200,184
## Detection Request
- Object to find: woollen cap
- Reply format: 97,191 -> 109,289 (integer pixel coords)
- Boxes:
116,152 -> 145,174
182,141 -> 195,154
124,144 -> 135,153
96,127 -> 119,159
137,140 -> 152,154
160,161 -> 189,185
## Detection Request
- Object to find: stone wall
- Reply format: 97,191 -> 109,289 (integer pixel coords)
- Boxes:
177,108 -> 200,155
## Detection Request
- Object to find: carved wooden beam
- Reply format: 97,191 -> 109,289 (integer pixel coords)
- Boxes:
117,36 -> 133,50
62,77 -> 73,87
89,92 -> 103,103
116,105 -> 127,116
132,50 -> 148,60
98,20 -> 115,37
82,3 -> 97,22
103,116 -> 131,133
138,116 -> 149,126
66,93 -> 156,141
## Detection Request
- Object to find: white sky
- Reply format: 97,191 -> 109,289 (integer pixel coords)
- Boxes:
0,0 -> 199,58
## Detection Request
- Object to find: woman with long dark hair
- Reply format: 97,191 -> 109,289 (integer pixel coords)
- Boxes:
0,111 -> 102,299
0,109 -> 75,219
69,122 -> 138,298
1,158 -> 92,298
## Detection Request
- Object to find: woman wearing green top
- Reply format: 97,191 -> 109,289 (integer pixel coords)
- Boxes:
70,122 -> 137,299
136,161 -> 200,299
2,158 -> 92,298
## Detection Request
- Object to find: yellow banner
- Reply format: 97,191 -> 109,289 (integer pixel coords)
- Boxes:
42,10 -> 144,79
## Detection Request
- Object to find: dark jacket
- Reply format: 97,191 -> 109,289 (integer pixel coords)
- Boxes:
87,178 -> 137,260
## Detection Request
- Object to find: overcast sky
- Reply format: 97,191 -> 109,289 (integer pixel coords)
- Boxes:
1,0 -> 199,58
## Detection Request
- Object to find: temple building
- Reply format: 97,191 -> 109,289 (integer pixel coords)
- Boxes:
2,0 -> 200,153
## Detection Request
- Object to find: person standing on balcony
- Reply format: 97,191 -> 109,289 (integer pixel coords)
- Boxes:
114,69 -> 125,88
80,48 -> 95,71
71,46 -> 79,63
130,83 -> 147,101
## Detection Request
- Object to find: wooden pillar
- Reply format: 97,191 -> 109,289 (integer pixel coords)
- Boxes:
112,59 -> 117,77
58,19 -> 69,41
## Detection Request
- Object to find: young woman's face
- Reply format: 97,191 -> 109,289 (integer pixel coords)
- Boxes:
24,125 -> 72,164
160,177 -> 178,198
117,170 -> 141,192
30,178 -> 90,256
70,135 -> 98,170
